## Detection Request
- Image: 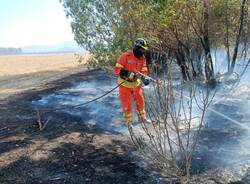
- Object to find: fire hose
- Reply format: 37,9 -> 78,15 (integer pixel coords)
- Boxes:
39,72 -> 157,112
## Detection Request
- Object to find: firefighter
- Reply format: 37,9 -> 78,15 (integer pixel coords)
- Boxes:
114,38 -> 150,126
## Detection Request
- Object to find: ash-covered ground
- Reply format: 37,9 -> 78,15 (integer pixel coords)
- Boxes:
1,67 -> 250,183
0,69 -> 164,184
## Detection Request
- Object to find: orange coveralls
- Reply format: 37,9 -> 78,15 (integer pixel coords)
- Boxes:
114,50 -> 148,125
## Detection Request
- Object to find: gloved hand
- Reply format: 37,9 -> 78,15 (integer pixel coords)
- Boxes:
120,68 -> 136,81
141,76 -> 150,86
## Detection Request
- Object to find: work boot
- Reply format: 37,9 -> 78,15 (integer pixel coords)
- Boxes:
139,118 -> 152,125
125,120 -> 132,127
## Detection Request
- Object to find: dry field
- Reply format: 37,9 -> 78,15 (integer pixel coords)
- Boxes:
0,53 -> 89,77
0,55 -> 155,183
0,53 -> 90,99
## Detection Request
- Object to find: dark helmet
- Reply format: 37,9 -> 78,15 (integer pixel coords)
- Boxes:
134,38 -> 148,50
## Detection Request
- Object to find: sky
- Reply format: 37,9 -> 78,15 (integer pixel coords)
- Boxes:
0,0 -> 75,47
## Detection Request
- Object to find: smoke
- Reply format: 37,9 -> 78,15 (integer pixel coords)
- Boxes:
32,65 -> 250,181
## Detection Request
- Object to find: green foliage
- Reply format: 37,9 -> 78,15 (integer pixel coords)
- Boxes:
61,0 -> 123,67
61,0 -> 249,71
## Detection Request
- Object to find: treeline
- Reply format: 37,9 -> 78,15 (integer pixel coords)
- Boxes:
61,0 -> 250,84
0,47 -> 23,55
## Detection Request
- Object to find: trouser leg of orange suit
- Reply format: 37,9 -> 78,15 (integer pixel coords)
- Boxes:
119,86 -> 133,125
133,85 -> 146,120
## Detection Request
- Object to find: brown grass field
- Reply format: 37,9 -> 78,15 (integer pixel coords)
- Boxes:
0,53 -> 89,77
0,53 -> 90,99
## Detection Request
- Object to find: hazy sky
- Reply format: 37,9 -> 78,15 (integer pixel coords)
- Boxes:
0,0 -> 75,47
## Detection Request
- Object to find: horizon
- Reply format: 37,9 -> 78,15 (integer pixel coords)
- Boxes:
0,0 -> 76,48
0,40 -> 84,54
0,41 -> 79,48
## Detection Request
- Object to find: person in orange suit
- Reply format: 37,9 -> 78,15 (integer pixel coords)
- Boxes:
114,38 -> 150,126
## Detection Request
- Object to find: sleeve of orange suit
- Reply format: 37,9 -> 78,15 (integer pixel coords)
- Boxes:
140,58 -> 148,75
114,54 -> 126,75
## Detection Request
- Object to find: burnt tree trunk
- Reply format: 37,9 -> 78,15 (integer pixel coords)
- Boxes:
176,51 -> 191,81
224,0 -> 231,72
171,25 -> 199,79
203,0 -> 215,84
230,0 -> 247,73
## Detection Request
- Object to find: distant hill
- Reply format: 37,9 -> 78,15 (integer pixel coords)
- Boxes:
0,47 -> 22,55
22,41 -> 84,54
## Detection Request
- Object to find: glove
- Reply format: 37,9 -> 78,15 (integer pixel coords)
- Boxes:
141,76 -> 150,86
120,68 -> 136,80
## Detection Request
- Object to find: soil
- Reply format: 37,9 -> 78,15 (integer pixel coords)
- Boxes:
0,68 -> 162,184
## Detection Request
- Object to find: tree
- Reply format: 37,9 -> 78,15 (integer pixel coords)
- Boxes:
230,0 -> 248,73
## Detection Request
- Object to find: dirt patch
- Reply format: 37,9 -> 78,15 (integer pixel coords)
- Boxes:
0,69 -> 161,184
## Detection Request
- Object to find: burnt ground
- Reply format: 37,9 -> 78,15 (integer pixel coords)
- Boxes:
0,69 -> 163,184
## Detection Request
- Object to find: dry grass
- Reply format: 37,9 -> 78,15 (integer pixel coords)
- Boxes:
0,53 -> 90,77
0,53 -> 90,99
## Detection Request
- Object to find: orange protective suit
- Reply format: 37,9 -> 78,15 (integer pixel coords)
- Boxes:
114,50 -> 148,125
